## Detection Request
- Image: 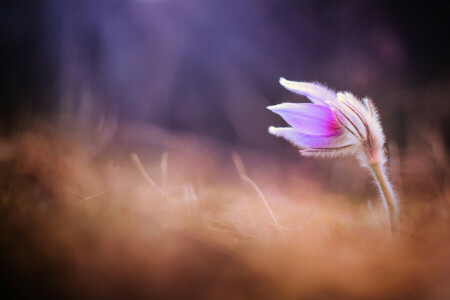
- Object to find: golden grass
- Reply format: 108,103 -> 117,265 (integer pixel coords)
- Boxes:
1,128 -> 449,299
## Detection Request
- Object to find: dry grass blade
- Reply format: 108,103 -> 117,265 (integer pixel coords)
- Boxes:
78,191 -> 106,205
130,152 -> 171,199
161,151 -> 169,192
232,152 -> 283,236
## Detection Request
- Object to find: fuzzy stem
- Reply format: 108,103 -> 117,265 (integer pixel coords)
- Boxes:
369,163 -> 399,235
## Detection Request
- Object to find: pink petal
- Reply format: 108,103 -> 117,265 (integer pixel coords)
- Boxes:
267,103 -> 341,136
279,78 -> 337,106
268,127 -> 344,148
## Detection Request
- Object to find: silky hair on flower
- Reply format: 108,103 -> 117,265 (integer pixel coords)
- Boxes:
268,78 -> 399,235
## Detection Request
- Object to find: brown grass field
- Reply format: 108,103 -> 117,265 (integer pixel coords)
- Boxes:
0,122 -> 449,300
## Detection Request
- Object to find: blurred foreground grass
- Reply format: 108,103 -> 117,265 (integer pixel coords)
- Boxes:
0,126 -> 449,299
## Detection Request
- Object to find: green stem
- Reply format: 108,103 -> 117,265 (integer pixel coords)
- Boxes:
370,163 -> 399,235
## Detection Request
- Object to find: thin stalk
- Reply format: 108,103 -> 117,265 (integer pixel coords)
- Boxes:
370,163 -> 399,235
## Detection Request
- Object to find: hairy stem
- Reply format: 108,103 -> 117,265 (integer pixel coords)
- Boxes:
369,163 -> 399,235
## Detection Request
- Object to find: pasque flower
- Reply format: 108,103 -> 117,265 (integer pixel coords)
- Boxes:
268,78 -> 399,234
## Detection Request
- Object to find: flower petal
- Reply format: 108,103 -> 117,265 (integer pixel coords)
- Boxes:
267,103 -> 341,136
279,78 -> 337,106
268,127 -> 346,148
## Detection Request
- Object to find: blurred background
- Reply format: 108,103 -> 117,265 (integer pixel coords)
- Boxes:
1,0 -> 449,153
1,2 -> 450,298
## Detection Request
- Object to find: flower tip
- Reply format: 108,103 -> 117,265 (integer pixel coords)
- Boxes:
268,126 -> 277,134
266,105 -> 276,111
279,77 -> 291,89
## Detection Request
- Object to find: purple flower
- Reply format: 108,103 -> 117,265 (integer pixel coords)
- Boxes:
268,78 -> 400,235
268,78 -> 386,167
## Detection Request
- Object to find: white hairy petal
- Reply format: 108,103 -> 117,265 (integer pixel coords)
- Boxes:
279,78 -> 337,106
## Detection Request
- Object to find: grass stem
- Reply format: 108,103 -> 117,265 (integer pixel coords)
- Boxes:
370,163 -> 399,235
